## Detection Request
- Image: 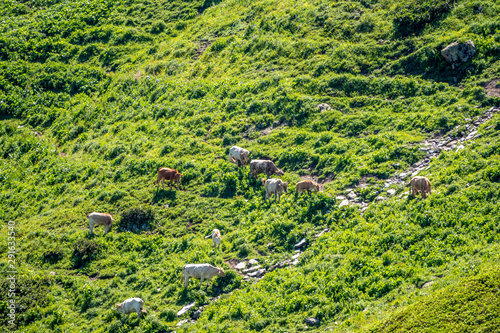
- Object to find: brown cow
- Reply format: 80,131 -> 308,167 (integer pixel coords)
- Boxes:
155,167 -> 182,190
407,176 -> 431,199
296,180 -> 320,195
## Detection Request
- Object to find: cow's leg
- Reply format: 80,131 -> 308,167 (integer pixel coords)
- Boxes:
207,278 -> 211,289
199,277 -> 204,289
274,191 -> 278,202
137,309 -> 141,318
161,179 -> 165,190
184,276 -> 190,288
127,314 -> 130,321
89,221 -> 94,234
122,312 -> 126,321
104,225 -> 109,235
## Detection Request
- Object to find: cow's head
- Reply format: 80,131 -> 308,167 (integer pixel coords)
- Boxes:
276,169 -> 285,176
314,183 -> 320,192
241,151 -> 250,165
217,267 -> 226,277
283,182 -> 289,193
116,303 -> 123,312
175,173 -> 183,181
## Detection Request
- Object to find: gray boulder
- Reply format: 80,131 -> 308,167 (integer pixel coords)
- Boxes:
441,40 -> 476,64
304,317 -> 319,326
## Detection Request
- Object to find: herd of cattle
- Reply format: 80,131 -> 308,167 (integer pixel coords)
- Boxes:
88,145 -> 431,321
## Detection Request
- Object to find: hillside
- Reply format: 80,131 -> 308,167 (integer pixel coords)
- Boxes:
1,0 -> 500,332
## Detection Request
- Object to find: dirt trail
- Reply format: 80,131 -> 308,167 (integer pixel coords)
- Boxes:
485,79 -> 500,97
323,106 -> 499,210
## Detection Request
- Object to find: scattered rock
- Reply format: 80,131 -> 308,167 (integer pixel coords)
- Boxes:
191,310 -> 202,319
336,195 -> 346,200
304,318 -> 319,326
247,269 -> 266,277
422,280 -> 436,289
291,252 -> 301,260
375,196 -> 386,201
347,191 -> 357,199
294,238 -> 306,249
177,319 -> 190,326
177,302 -> 196,317
339,199 -> 349,208
235,262 -> 246,270
441,40 -> 476,64
316,103 -> 331,112
314,228 -> 330,238
49,272 -> 56,275
248,259 -> 259,265
387,189 -> 396,196
243,265 -> 262,273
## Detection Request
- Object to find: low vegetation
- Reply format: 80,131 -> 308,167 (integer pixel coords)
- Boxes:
1,0 -> 500,331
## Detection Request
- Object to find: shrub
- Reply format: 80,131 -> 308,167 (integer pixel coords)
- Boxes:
118,206 -> 155,232
72,239 -> 101,268
43,248 -> 64,264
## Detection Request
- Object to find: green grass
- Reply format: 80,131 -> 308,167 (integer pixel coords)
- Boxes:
1,0 -> 500,331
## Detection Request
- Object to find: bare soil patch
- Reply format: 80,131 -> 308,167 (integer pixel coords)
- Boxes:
484,79 -> 500,97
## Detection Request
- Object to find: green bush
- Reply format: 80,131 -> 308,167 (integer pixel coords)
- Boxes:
118,206 -> 156,232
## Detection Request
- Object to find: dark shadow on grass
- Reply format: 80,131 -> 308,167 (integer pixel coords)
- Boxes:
152,189 -> 178,203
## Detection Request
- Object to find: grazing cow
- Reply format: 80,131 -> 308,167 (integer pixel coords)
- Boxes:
407,176 -> 432,199
264,178 -> 289,202
88,212 -> 113,235
205,229 -> 221,248
296,180 -> 321,195
155,167 -> 182,190
180,264 -> 225,289
249,160 -> 284,179
229,146 -> 250,167
116,297 -> 145,321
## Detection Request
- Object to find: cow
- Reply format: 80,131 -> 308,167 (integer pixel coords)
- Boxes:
204,229 -> 221,248
180,264 -> 226,289
116,297 -> 145,321
88,212 -> 113,235
296,180 -> 321,195
229,146 -> 250,167
155,167 -> 182,190
249,160 -> 284,179
407,176 -> 432,199
264,178 -> 288,202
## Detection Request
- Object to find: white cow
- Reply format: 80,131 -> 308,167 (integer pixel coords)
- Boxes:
205,229 -> 221,248
264,179 -> 288,202
116,297 -> 145,321
181,264 -> 225,289
229,146 -> 250,167
88,212 -> 113,235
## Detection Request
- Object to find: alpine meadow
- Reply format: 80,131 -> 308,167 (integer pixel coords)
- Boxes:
1,0 -> 500,332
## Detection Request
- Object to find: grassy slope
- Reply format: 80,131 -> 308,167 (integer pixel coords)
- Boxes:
1,0 -> 500,332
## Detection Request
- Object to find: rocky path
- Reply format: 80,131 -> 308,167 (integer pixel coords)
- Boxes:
336,106 -> 499,210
